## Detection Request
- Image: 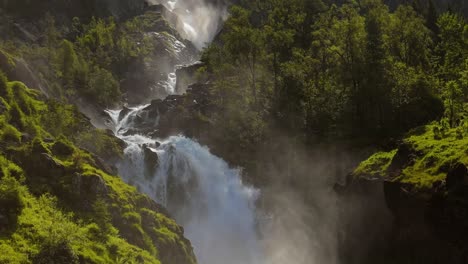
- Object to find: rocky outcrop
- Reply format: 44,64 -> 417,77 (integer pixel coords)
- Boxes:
118,8 -> 197,104
175,61 -> 205,94
143,144 -> 159,179
345,138 -> 468,264
0,50 -> 49,97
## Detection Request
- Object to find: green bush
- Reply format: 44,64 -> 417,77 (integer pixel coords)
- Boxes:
86,67 -> 120,106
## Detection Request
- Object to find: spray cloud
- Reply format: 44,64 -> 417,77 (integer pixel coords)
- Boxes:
149,0 -> 228,49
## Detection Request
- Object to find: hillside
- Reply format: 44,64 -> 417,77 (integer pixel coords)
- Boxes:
0,59 -> 196,264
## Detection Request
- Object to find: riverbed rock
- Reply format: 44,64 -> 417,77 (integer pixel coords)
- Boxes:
118,106 -> 132,121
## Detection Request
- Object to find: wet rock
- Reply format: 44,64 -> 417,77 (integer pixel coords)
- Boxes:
175,61 -> 205,94
155,141 -> 161,148
52,140 -> 74,156
121,128 -> 140,137
143,144 -> 159,179
118,106 -> 132,121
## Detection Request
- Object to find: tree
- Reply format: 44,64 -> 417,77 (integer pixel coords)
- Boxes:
58,40 -> 78,88
387,5 -> 432,67
443,81 -> 464,127
361,1 -> 390,135
436,13 -> 466,81
87,67 -> 120,106
223,6 -> 263,105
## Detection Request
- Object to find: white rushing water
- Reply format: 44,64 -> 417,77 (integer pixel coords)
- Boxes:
105,3 -> 269,262
106,105 -> 264,264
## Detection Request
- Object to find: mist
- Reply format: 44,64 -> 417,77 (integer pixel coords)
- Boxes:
149,0 -> 229,49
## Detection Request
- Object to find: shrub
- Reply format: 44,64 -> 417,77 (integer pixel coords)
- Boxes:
86,67 -> 120,106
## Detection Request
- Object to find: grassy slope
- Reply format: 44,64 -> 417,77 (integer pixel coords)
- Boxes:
0,75 -> 196,263
354,123 -> 468,189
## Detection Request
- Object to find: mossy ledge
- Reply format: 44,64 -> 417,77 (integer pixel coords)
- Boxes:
0,72 -> 197,264
348,123 -> 468,263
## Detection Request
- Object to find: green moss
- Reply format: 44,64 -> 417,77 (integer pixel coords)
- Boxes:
0,121 -> 22,143
354,123 -> 468,189
354,149 -> 397,178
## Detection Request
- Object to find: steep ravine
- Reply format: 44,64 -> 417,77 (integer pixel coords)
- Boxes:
99,1 -> 268,264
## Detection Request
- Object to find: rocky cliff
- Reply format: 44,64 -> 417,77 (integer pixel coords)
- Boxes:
344,124 -> 468,263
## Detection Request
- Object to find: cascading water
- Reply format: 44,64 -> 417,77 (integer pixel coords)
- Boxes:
105,1 -> 268,263
106,105 -> 264,264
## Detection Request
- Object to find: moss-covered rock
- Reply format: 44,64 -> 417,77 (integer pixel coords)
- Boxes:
351,123 -> 468,263
0,77 -> 197,264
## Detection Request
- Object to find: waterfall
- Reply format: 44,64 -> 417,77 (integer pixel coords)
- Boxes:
106,106 -> 264,264
104,3 -> 268,262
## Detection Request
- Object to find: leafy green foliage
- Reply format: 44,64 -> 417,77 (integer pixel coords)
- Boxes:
203,0 -> 466,147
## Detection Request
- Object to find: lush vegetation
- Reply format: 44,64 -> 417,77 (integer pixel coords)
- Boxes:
0,73 -> 196,263
0,9 -> 167,107
354,121 -> 468,188
201,0 -> 466,145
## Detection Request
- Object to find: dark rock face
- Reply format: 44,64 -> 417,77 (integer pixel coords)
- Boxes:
336,176 -> 394,263
175,61 -> 205,94
119,8 -> 197,104
51,141 -> 74,156
344,161 -> 468,264
36,153 -> 67,178
71,173 -> 109,211
118,106 -> 132,121
0,51 -> 49,97
382,177 -> 468,264
446,163 -> 468,191
143,144 -> 159,179
387,142 -> 419,178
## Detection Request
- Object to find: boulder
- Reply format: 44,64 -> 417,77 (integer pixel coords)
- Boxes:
51,140 -> 74,156
72,173 -> 109,211
143,144 -> 159,179
37,153 -> 67,178
175,61 -> 205,94
118,106 -> 132,121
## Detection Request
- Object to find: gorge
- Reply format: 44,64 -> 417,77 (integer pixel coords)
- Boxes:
0,0 -> 467,263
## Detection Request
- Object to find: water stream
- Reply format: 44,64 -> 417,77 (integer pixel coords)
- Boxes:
104,1 -> 268,262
